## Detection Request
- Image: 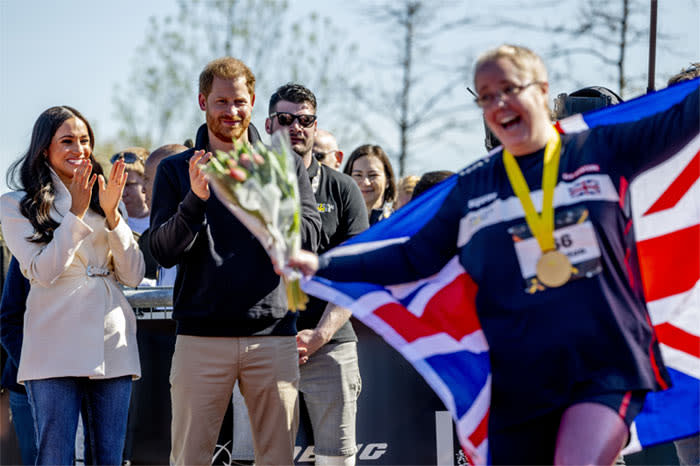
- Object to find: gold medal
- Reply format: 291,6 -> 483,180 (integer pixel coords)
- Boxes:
503,128 -> 571,290
536,250 -> 572,287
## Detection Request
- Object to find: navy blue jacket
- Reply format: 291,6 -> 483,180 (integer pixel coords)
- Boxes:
0,257 -> 30,393
319,87 -> 698,429
150,124 -> 321,337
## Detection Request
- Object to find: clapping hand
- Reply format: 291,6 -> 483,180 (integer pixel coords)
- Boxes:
190,150 -> 212,201
68,160 -> 97,220
98,158 -> 127,229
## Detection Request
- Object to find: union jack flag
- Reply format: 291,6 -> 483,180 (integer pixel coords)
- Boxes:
568,178 -> 601,197
304,78 -> 699,464
557,78 -> 700,454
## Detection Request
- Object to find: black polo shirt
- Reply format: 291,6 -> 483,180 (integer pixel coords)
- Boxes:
296,157 -> 369,342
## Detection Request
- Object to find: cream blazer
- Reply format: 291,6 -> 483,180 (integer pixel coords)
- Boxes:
0,172 -> 144,382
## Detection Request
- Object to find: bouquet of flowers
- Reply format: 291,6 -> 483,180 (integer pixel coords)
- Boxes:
204,133 -> 308,311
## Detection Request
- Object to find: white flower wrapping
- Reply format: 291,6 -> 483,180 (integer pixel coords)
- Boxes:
205,132 -> 308,310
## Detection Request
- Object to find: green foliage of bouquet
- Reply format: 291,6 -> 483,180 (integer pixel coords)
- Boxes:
204,133 -> 308,311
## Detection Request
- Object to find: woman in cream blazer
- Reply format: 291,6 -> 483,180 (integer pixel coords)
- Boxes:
0,106 -> 144,465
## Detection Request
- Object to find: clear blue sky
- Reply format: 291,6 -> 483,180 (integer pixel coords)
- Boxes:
1,0 -> 698,193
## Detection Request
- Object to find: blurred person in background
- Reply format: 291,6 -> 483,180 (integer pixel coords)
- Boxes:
111,147 -> 154,287
140,144 -> 188,286
343,144 -> 396,225
266,83 -> 368,466
1,257 -> 35,465
110,147 -> 150,237
668,63 -> 700,85
313,129 -> 344,170
411,171 -> 455,201
393,175 -> 419,210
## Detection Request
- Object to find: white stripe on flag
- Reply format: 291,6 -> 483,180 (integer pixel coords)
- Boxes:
455,375 -> 491,464
634,199 -> 700,242
557,114 -> 589,133
630,133 -> 700,240
322,236 -> 409,259
647,283 -> 699,326
302,277 -> 356,309
405,258 -> 465,317
659,343 -> 700,380
402,330 -> 489,362
622,422 -> 642,455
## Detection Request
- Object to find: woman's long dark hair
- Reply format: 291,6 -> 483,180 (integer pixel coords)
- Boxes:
6,106 -> 105,243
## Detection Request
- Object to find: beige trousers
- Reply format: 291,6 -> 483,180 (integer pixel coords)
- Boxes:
169,335 -> 299,466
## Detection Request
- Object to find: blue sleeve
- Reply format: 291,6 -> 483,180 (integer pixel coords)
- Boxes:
604,85 -> 699,181
0,257 -> 30,365
317,179 -> 463,285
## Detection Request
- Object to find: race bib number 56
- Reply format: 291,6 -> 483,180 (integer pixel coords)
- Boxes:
508,206 -> 603,293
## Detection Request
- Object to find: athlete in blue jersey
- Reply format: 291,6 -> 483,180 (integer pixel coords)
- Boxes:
285,45 -> 699,464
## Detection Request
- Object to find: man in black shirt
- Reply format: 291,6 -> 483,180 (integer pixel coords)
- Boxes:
149,59 -> 321,466
266,83 -> 368,465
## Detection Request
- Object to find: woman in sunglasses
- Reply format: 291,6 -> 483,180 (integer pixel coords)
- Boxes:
343,144 -> 397,225
110,148 -> 150,234
0,106 -> 144,465
284,44 -> 699,464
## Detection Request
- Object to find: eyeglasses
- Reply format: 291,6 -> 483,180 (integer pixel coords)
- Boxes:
270,112 -> 317,128
313,150 -> 343,161
473,82 -> 543,108
110,151 -> 143,164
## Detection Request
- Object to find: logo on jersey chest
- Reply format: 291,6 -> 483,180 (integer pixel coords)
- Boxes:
562,163 -> 601,181
317,203 -> 336,213
569,179 -> 601,198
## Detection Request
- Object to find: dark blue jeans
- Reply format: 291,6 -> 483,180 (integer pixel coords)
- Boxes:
25,376 -> 132,466
9,389 -> 38,465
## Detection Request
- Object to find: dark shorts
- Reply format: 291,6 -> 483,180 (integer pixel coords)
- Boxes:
489,390 -> 647,465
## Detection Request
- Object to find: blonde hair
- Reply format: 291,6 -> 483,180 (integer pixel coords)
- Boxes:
474,44 -> 551,117
668,63 -> 700,85
474,44 -> 548,85
397,175 -> 420,196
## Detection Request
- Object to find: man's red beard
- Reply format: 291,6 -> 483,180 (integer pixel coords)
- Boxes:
206,113 -> 251,143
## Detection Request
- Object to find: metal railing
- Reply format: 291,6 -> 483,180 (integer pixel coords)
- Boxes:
122,286 -> 174,319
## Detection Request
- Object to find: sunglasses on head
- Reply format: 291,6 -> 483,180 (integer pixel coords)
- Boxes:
110,152 -> 142,164
270,112 -> 317,128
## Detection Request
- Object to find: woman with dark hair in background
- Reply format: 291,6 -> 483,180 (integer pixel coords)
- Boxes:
343,144 -> 396,225
0,106 -> 144,465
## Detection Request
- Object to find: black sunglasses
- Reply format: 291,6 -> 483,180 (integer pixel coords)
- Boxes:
270,112 -> 317,128
314,150 -> 343,161
110,152 -> 143,164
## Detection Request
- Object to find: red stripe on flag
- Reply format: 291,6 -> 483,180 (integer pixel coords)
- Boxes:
373,272 -> 479,343
469,408 -> 490,447
654,322 -> 700,358
619,175 -> 629,210
637,224 -> 700,302
643,150 -> 700,216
